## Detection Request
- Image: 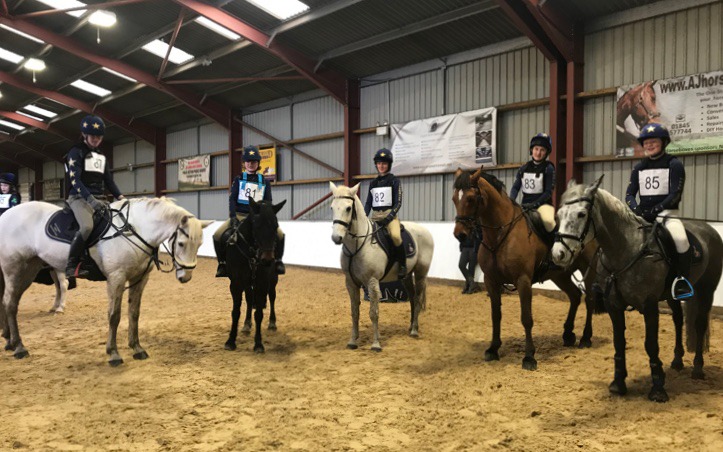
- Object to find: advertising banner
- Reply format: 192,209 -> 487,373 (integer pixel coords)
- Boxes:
390,107 -> 496,175
258,145 -> 277,181
178,154 -> 211,190
616,71 -> 723,157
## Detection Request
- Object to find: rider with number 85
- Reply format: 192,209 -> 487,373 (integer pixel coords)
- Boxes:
213,145 -> 285,277
625,123 -> 691,300
364,148 -> 406,279
65,115 -> 125,278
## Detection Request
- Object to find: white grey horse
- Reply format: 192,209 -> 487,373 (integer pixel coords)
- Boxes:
553,176 -> 723,402
0,198 -> 212,365
329,182 -> 434,351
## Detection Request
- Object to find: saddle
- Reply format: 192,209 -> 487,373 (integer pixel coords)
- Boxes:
523,209 -> 556,249
39,205 -> 113,282
652,221 -> 704,283
373,223 -> 417,279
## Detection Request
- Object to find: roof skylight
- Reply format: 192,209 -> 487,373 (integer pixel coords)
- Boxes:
142,40 -> 194,65
35,0 -> 87,18
102,67 -> 137,83
70,79 -> 112,97
0,24 -> 45,44
0,46 -> 24,64
16,111 -> 45,122
194,17 -> 240,40
0,119 -> 26,131
23,104 -> 58,118
245,0 -> 309,20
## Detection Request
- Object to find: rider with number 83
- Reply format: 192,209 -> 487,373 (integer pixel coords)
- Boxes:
625,123 -> 691,300
213,145 -> 285,277
509,133 -> 556,226
65,115 -> 125,278
364,148 -> 406,279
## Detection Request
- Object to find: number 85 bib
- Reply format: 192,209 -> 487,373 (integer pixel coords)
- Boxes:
638,169 -> 669,196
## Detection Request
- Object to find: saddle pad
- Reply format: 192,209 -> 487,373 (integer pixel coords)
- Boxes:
45,206 -> 112,247
374,224 -> 417,260
524,210 -> 556,249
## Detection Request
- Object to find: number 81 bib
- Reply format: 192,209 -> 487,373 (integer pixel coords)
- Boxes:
238,181 -> 265,204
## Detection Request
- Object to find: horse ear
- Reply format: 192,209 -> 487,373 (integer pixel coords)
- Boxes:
586,174 -> 605,195
181,215 -> 189,225
454,167 -> 463,178
329,181 -> 337,194
249,197 -> 260,214
351,183 -> 361,196
200,220 -> 214,229
591,174 -> 605,190
272,199 -> 287,214
567,178 -> 577,190
471,167 -> 482,182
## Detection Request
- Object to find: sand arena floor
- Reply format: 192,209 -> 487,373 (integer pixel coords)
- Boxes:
1,258 -> 722,451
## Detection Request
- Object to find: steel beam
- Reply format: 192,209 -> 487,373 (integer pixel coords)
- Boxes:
493,0 -> 562,61
0,110 -> 76,142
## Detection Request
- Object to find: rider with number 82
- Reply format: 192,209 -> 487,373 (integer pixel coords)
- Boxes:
213,145 -> 285,277
364,148 -> 406,279
625,123 -> 691,300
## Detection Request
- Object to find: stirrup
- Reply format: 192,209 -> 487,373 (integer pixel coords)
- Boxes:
671,277 -> 694,300
215,263 -> 228,278
275,260 -> 286,275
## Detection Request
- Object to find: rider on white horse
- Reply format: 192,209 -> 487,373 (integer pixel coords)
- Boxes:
213,145 -> 286,277
0,172 -> 21,216
625,123 -> 692,300
64,115 -> 125,278
509,133 -> 556,231
364,148 -> 406,279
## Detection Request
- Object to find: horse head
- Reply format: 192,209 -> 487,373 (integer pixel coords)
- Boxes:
452,167 -> 509,243
329,181 -> 361,245
248,198 -> 286,266
621,81 -> 660,130
552,175 -> 604,268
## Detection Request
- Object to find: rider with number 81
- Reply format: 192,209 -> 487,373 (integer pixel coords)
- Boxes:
625,123 -> 691,300
509,133 -> 556,226
364,148 -> 406,279
213,145 -> 285,277
0,172 -> 21,216
65,115 -> 125,278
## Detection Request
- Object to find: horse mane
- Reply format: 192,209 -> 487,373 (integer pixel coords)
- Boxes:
453,170 -> 506,194
115,197 -> 193,222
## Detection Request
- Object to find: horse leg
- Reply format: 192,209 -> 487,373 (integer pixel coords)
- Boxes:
689,286 -> 714,380
517,278 -> 537,371
643,301 -> 668,402
367,278 -> 383,352
225,278 -> 243,350
253,305 -> 265,354
2,271 -> 33,358
242,286 -> 253,334
345,274 -> 361,350
666,298 -> 684,371
553,275 -> 583,347
127,272 -> 151,360
105,277 -> 126,366
607,305 -> 628,396
49,270 -> 68,314
0,272 -> 8,351
404,274 -> 419,337
485,279 -> 502,362
268,277 -> 277,331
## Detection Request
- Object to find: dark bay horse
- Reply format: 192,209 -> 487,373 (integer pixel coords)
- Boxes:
223,198 -> 285,353
616,81 -> 660,155
452,168 -> 599,370
553,176 -> 722,402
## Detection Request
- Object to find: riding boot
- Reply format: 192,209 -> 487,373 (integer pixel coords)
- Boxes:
274,234 -> 286,275
462,279 -> 471,294
396,244 -> 407,280
672,247 -> 694,300
65,232 -> 89,279
214,239 -> 228,278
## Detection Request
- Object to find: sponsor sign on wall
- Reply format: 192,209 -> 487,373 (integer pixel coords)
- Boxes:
259,145 -> 277,181
178,154 -> 211,190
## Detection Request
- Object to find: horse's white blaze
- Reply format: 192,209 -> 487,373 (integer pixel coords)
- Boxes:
457,190 -> 463,202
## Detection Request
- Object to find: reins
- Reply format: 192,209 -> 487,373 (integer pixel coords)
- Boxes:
333,195 -> 378,288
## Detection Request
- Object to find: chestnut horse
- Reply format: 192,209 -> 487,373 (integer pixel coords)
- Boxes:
616,81 -> 660,155
452,169 -> 599,370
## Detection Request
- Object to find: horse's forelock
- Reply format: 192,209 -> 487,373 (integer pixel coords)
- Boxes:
453,171 -> 472,190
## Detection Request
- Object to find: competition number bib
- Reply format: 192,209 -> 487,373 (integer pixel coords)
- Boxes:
521,172 -> 544,195
85,152 -> 106,174
371,187 -> 392,208
0,194 -> 10,209
638,169 -> 669,196
238,181 -> 265,203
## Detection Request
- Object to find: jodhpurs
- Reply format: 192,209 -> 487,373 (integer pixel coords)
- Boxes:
371,209 -> 401,246
68,195 -> 95,241
657,210 -> 689,253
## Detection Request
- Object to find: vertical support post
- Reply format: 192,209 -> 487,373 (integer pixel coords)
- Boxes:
566,59 -> 584,184
344,79 -> 360,187
34,164 -> 43,201
154,129 -> 167,197
229,115 -> 243,185
548,60 -> 566,206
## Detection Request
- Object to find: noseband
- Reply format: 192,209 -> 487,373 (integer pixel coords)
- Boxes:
554,195 -> 597,257
332,195 -> 358,230
165,225 -> 197,271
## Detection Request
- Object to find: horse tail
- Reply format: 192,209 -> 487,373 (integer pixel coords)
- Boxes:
685,298 -> 711,353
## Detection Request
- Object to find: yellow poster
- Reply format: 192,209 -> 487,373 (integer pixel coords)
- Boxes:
258,145 -> 277,181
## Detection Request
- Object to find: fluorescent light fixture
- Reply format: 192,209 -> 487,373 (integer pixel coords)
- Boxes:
70,79 -> 112,97
88,10 -> 116,27
0,24 -> 45,44
35,0 -> 87,18
246,0 -> 309,20
102,67 -> 137,83
142,40 -> 194,64
0,119 -> 26,131
16,111 -> 45,122
23,104 -> 58,118
194,17 -> 240,40
0,46 -> 23,64
24,58 -> 46,71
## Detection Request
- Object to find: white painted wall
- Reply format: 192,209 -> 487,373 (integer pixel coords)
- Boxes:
196,220 -> 723,307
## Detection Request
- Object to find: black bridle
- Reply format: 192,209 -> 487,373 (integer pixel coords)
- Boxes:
633,90 -> 661,129
332,195 -> 378,287
554,195 -> 597,258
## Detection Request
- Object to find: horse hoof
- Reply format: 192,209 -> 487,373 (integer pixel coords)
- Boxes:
371,346 -> 382,352
224,342 -> 236,351
4,343 -> 12,351
670,358 -> 684,371
608,380 -> 627,396
108,358 -> 124,367
578,338 -> 592,349
562,332 -> 576,347
691,368 -> 705,380
522,357 -> 537,371
133,351 -> 149,360
409,330 -> 419,338
346,343 -> 358,350
13,350 -> 29,359
484,350 -> 499,362
254,345 -> 265,354
268,323 -> 277,331
241,326 -> 251,335
648,387 -> 669,403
